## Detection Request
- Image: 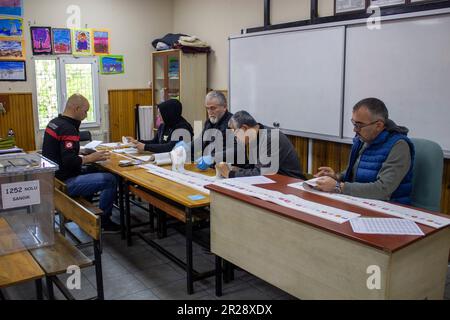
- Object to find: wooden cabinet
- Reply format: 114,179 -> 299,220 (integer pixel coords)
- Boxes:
152,49 -> 207,126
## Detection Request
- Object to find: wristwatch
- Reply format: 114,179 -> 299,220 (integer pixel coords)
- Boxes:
335,181 -> 342,194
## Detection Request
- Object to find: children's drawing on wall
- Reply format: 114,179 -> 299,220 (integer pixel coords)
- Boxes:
0,0 -> 23,17
73,28 -> 92,55
93,29 -> 110,55
100,55 -> 124,74
0,37 -> 24,59
0,60 -> 26,81
52,28 -> 72,54
0,17 -> 23,37
31,27 -> 52,55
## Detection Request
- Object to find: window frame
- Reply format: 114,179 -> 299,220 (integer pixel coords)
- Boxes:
33,56 -> 101,131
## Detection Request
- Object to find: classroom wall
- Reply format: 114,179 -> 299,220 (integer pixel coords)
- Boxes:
0,0 -> 173,145
172,0 -> 335,90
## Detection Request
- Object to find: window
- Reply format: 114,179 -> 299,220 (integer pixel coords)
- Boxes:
34,57 -> 100,130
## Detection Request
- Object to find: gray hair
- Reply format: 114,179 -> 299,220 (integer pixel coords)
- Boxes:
353,97 -> 389,121
229,111 -> 258,129
206,91 -> 227,107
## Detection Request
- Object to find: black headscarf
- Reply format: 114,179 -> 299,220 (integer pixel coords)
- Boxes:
158,99 -> 183,128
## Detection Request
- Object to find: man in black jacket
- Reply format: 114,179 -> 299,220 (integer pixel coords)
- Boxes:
190,91 -> 234,169
129,99 -> 193,153
216,111 -> 305,179
42,94 -> 119,231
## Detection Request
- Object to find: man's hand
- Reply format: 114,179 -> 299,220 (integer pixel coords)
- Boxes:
216,162 -> 231,178
315,167 -> 338,180
83,151 -> 110,164
134,142 -> 145,152
315,176 -> 339,193
125,136 -> 138,144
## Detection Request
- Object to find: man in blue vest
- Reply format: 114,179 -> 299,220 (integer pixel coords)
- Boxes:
315,98 -> 415,204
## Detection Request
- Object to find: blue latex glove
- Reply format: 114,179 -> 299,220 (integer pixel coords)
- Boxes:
175,141 -> 190,151
196,156 -> 214,171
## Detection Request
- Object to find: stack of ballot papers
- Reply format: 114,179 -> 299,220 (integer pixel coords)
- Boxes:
350,218 -> 425,236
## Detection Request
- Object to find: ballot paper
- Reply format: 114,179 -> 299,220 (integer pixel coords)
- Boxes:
131,155 -> 152,162
350,218 -> 425,236
288,183 -> 450,229
213,180 -> 360,224
228,176 -> 276,185
140,164 -> 216,194
113,148 -> 138,155
100,142 -> 121,148
302,177 -> 322,188
84,140 -> 103,149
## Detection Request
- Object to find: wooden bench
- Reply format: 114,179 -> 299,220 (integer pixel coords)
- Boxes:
30,189 -> 104,300
0,219 -> 45,300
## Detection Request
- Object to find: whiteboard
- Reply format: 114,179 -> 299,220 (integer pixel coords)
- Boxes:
230,26 -> 345,137
343,14 -> 450,152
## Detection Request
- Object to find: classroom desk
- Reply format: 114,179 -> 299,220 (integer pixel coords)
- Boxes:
206,175 -> 450,300
0,219 -> 45,300
120,164 -> 215,294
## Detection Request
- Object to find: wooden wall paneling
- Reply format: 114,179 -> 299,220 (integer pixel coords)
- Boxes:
287,135 -> 309,175
108,89 -> 152,142
311,140 -> 344,174
0,93 -> 36,151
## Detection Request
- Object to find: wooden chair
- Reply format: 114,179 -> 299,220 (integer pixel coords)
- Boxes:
30,189 -> 104,300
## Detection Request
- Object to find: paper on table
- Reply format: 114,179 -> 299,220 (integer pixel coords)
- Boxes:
100,142 -> 121,148
350,218 -> 425,236
84,140 -> 103,149
228,176 -> 276,185
132,155 -> 152,162
113,148 -> 138,154
288,182 -> 450,229
213,180 -> 360,224
303,177 -> 322,188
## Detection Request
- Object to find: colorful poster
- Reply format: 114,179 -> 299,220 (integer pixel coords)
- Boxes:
0,60 -> 26,81
72,28 -> 92,55
0,17 -> 23,37
30,27 -> 52,55
93,29 -> 110,55
0,37 -> 24,59
52,28 -> 71,54
100,55 -> 124,74
0,0 -> 23,17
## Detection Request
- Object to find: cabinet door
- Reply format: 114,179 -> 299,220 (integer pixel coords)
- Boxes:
153,51 -> 180,105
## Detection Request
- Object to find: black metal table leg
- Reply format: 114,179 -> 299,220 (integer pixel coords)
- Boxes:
149,204 -> 155,233
215,255 -> 223,297
118,176 -> 125,240
186,207 -> 194,294
35,279 -> 43,300
125,182 -> 132,246
45,277 -> 54,300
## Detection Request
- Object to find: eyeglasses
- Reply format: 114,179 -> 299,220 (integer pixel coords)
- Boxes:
351,119 -> 380,130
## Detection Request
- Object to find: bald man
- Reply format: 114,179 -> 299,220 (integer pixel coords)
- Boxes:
42,94 -> 119,232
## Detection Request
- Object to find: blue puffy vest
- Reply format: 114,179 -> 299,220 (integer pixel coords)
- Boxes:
343,130 -> 415,204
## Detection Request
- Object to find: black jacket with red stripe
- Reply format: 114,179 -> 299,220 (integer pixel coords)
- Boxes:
42,115 -> 82,181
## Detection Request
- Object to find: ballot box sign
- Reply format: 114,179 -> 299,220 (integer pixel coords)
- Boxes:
1,180 -> 41,209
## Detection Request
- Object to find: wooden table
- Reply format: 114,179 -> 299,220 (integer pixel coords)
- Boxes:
0,218 -> 44,300
120,164 -> 215,295
98,152 -> 215,294
206,175 -> 450,299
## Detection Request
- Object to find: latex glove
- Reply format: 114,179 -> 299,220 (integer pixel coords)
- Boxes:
196,155 -> 214,171
175,141 -> 190,151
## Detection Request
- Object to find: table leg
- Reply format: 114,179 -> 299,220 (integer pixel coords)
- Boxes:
186,207 -> 194,295
118,176 -> 125,240
215,255 -> 223,297
125,182 -> 132,246
35,279 -> 43,300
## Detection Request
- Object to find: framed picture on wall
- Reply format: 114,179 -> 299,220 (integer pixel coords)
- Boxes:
30,27 -> 52,55
335,0 -> 367,14
369,0 -> 406,8
0,60 -> 26,81
52,28 -> 72,54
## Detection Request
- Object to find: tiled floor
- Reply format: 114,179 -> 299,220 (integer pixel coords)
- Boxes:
2,204 -> 450,300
